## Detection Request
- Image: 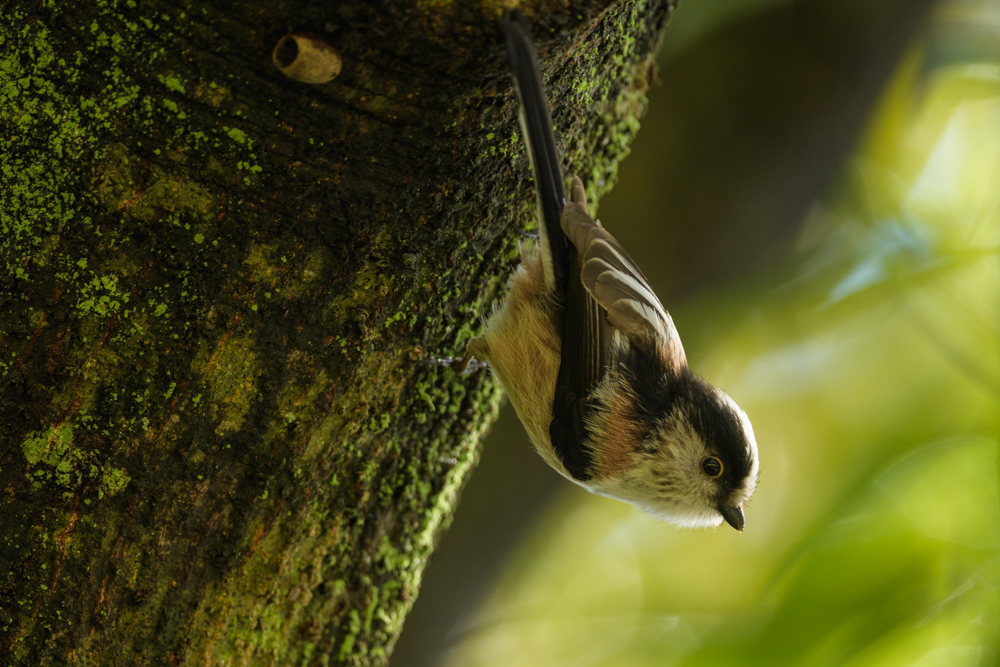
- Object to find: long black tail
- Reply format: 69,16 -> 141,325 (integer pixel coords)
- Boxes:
504,10 -> 569,293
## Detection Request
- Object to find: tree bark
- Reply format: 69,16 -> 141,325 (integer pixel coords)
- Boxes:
0,0 -> 673,664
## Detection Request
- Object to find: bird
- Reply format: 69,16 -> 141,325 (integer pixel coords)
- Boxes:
443,10 -> 759,531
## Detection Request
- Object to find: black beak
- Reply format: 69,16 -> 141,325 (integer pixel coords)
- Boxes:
720,505 -> 745,532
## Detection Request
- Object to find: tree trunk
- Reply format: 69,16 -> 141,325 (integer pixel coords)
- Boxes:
0,0 -> 673,664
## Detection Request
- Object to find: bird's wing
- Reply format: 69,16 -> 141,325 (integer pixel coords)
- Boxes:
549,229 -> 613,482
561,177 -> 687,372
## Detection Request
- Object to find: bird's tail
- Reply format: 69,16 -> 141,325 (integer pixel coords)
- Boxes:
504,10 -> 569,294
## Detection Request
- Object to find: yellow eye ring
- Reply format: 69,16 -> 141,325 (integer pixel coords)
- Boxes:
701,456 -> 723,477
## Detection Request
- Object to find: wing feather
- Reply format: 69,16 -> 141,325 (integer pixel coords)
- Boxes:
562,177 -> 687,371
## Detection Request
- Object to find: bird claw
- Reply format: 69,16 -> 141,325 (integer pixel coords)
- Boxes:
416,356 -> 488,375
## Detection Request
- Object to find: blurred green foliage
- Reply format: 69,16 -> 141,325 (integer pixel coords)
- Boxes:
444,11 -> 1000,667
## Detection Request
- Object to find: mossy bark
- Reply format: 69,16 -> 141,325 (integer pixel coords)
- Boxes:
0,0 -> 674,664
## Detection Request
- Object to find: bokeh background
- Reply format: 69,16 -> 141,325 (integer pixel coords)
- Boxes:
393,0 -> 1000,664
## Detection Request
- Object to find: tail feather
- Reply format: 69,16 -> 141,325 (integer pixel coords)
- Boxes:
504,10 -> 569,294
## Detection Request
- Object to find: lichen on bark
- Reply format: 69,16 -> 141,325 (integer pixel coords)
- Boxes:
0,0 -> 674,664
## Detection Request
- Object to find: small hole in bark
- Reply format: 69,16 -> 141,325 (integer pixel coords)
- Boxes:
272,33 -> 342,84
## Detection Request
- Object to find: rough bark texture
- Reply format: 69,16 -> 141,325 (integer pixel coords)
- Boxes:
0,0 -> 673,664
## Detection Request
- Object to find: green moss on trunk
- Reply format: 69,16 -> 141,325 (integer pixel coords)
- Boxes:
0,0 -> 674,664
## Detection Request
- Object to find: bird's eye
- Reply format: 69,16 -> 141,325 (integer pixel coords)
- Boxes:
701,456 -> 723,477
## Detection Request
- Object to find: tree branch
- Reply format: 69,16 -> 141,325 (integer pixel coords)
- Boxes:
0,0 -> 674,664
